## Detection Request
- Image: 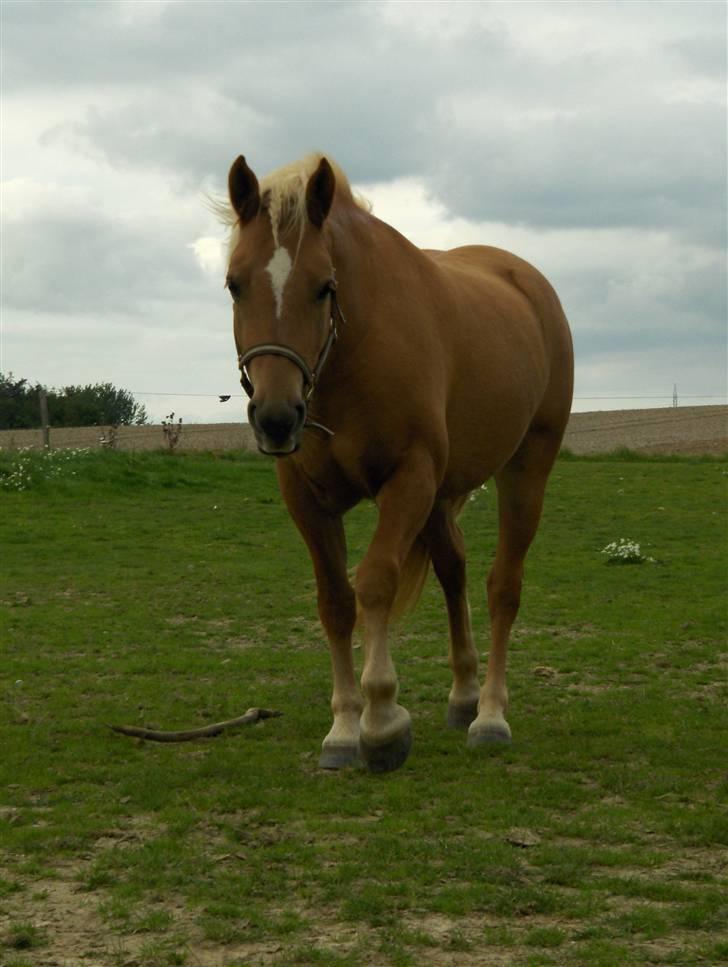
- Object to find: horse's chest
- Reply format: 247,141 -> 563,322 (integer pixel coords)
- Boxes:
297,455 -> 362,515
296,441 -> 394,514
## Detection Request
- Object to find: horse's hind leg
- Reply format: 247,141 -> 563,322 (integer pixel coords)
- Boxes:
277,462 -> 361,769
468,428 -> 561,748
423,500 -> 480,729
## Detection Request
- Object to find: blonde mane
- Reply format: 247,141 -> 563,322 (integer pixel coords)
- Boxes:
211,153 -> 371,262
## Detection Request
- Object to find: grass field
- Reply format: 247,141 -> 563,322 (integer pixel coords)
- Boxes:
1,449 -> 726,966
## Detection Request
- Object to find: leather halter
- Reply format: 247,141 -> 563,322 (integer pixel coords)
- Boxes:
237,275 -> 345,436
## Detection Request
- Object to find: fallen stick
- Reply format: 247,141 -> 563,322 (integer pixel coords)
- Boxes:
108,707 -> 282,743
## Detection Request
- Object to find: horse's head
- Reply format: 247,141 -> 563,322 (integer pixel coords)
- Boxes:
225,154 -> 338,456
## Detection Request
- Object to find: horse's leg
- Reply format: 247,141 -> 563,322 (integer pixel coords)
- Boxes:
468,429 -> 560,747
276,463 -> 361,769
423,500 -> 480,729
356,450 -> 437,773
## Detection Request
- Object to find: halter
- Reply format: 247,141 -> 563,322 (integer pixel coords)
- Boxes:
237,274 -> 345,437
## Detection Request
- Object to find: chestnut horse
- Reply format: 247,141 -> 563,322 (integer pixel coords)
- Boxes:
221,153 -> 573,773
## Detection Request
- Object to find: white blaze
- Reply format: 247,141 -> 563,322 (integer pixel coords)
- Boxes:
266,246 -> 293,318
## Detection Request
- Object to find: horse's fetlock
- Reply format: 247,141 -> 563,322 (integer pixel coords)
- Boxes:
361,669 -> 398,706
448,649 -> 478,680
480,685 -> 509,717
331,695 -> 363,718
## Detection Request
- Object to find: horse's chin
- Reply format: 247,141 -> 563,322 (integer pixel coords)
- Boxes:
256,436 -> 300,457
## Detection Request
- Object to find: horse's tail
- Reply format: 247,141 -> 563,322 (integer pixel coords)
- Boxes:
353,535 -> 432,628
390,535 -> 432,622
389,492 -> 469,620
355,494 -> 470,625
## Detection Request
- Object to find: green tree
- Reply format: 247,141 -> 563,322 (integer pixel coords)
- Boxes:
0,373 -> 41,429
50,383 -> 148,427
0,374 -> 148,429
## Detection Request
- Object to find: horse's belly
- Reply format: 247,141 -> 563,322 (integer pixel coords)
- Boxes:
440,410 -> 532,496
438,351 -> 547,497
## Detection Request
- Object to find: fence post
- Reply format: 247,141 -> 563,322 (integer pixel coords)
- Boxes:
39,389 -> 50,448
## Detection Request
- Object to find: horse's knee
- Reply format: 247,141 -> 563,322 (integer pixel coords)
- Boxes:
355,556 -> 399,615
487,568 -> 523,621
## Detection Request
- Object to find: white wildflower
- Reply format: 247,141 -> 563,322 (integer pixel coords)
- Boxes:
601,538 -> 647,565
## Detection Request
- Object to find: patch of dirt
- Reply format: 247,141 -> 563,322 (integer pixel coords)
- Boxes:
219,635 -> 263,652
3,872 -> 120,966
512,623 -> 597,643
4,841 -> 725,966
2,406 -> 725,456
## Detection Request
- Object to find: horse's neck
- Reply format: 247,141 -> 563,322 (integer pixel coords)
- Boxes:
315,205 -> 437,406
331,206 -> 430,309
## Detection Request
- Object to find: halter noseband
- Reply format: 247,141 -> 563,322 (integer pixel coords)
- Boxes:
237,275 -> 345,436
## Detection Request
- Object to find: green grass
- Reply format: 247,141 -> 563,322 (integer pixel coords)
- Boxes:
1,448 -> 726,965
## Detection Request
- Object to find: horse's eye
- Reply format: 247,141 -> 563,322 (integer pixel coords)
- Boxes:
316,281 -> 332,302
226,277 -> 241,302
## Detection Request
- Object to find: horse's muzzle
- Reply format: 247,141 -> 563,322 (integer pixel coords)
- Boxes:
248,398 -> 306,456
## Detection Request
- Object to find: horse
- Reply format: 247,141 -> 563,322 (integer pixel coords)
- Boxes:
219,152 -> 573,773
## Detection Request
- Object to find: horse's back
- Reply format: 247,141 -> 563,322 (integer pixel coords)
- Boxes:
427,243 -> 572,383
428,244 -> 567,323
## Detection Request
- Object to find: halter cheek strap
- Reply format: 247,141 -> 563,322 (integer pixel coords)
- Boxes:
237,278 -> 345,435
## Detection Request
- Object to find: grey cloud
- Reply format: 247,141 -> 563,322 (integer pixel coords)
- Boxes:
3,208 -> 206,315
35,1 -> 447,187
41,93 -> 272,193
552,244 -> 726,374
20,0 -> 724,251
668,29 -> 727,78
3,0 -> 725,405
1,0 -> 370,92
428,100 -> 726,246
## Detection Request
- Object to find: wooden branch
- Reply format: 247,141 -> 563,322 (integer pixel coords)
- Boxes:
108,707 -> 282,743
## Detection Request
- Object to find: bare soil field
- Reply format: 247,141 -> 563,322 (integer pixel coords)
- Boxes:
0,421 -> 258,453
562,405 -> 727,456
1,405 -> 726,456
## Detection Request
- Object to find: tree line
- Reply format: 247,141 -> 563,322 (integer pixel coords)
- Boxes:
0,373 -> 148,429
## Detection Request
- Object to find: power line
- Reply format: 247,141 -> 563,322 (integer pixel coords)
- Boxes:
131,391 -> 239,398
127,391 -> 727,401
572,394 -> 725,400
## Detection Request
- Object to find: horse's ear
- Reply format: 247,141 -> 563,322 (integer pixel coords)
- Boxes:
306,157 -> 335,229
228,155 -> 260,224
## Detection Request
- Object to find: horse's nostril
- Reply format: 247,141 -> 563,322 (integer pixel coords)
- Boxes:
254,400 -> 301,443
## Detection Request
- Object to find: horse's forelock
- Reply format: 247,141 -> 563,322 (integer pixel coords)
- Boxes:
260,153 -> 364,247
215,153 -> 370,267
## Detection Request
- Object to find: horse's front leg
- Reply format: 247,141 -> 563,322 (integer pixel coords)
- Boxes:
277,462 -> 361,769
356,450 -> 437,773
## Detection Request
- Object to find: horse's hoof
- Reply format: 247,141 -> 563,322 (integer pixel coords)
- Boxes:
359,727 -> 412,774
467,720 -> 512,748
447,700 -> 479,730
318,743 -> 360,770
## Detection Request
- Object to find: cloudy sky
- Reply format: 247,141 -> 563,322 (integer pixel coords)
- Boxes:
2,0 -> 726,422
